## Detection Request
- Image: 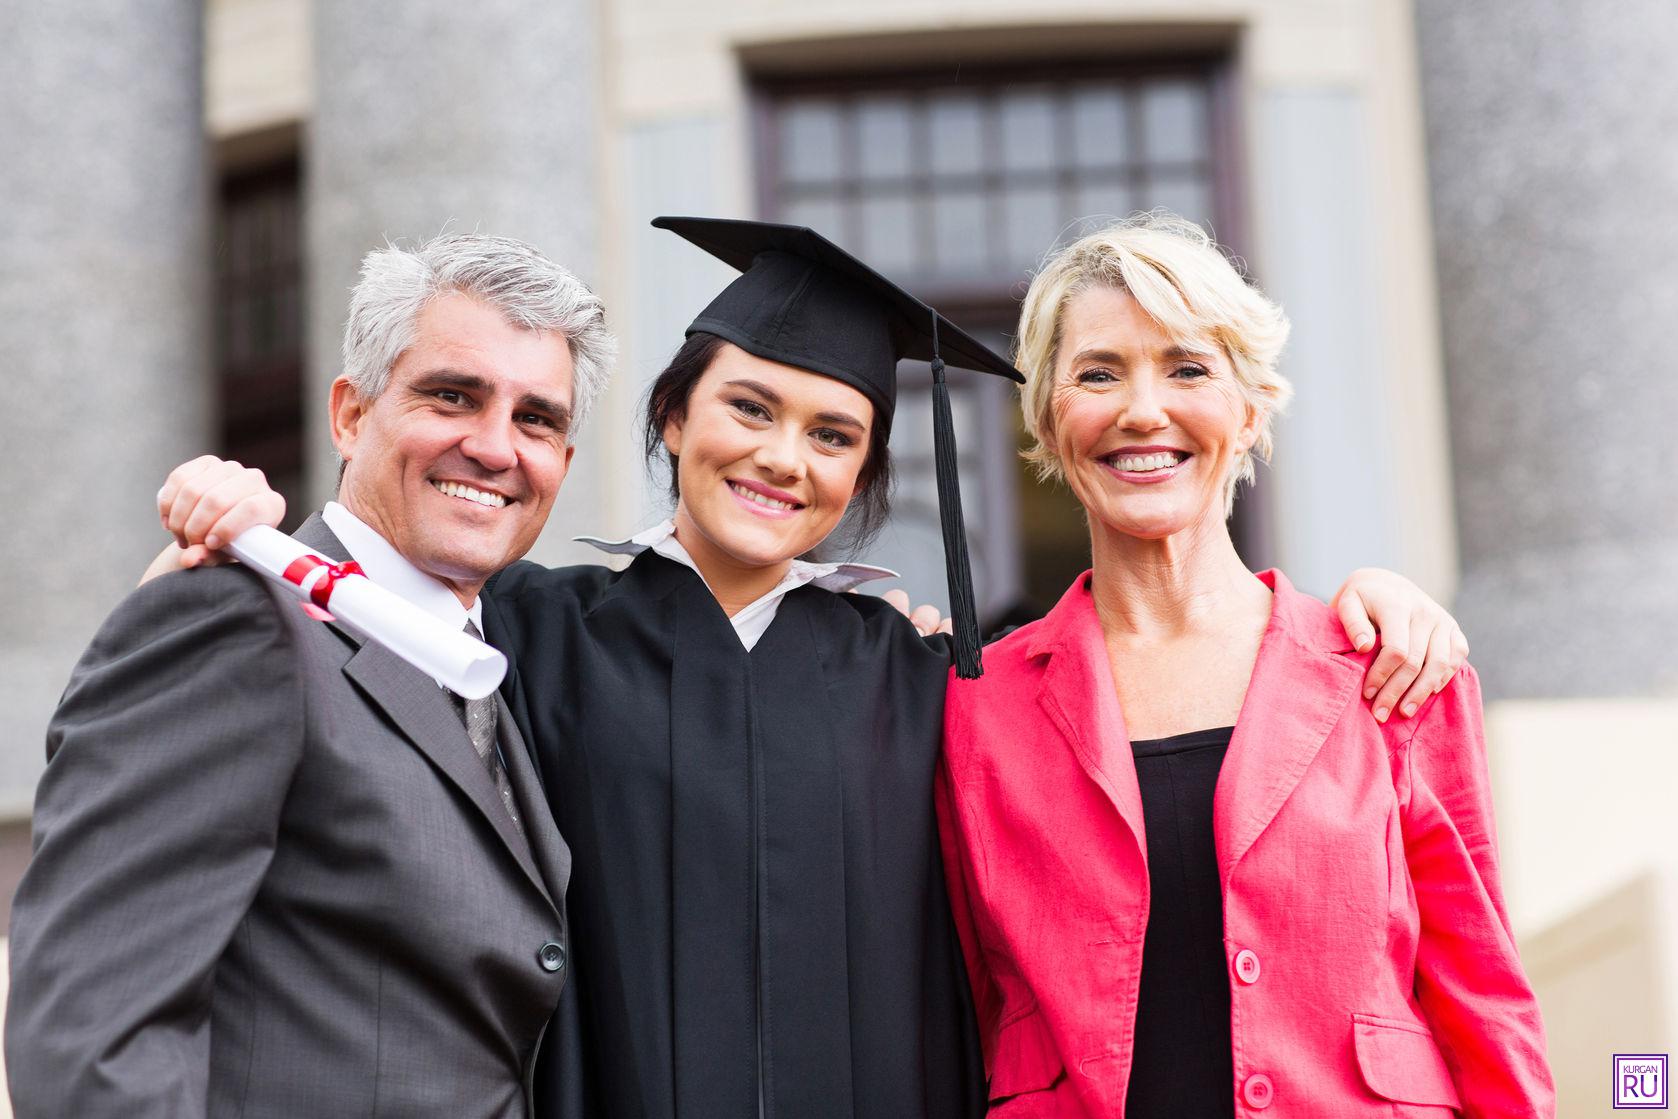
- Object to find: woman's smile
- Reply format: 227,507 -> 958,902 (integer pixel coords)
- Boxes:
725,477 -> 806,517
1097,445 -> 1192,484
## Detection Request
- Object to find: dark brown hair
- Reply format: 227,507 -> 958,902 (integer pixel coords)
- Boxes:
642,332 -> 895,557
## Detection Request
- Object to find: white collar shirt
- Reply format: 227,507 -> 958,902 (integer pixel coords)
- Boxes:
322,500 -> 484,633
576,519 -> 897,651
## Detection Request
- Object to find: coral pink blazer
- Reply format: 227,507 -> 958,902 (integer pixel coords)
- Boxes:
937,571 -> 1552,1118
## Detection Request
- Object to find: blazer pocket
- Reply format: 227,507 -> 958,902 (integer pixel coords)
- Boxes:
989,1006 -> 1065,1103
1352,1013 -> 1462,1109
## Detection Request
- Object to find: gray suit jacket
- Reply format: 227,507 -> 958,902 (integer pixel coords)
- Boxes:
6,516 -> 572,1119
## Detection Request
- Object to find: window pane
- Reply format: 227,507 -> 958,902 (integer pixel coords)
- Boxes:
857,96 -> 913,181
1141,173 -> 1213,229
998,87 -> 1057,173
928,92 -> 985,177
1140,79 -> 1208,163
1070,177 -> 1134,224
780,98 -> 845,183
781,195 -> 847,239
891,391 -> 935,472
279,284 -> 301,354
858,193 -> 918,276
227,297 -> 249,367
1069,85 -> 1130,169
931,189 -> 989,274
1002,184 -> 1063,265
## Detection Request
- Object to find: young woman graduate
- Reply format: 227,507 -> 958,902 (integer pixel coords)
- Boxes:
151,218 -> 1472,1119
481,217 -> 1014,1118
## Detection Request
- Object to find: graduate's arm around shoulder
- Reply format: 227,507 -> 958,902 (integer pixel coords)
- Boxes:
5,564 -> 308,1119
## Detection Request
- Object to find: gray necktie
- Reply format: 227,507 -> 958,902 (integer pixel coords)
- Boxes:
455,620 -> 523,835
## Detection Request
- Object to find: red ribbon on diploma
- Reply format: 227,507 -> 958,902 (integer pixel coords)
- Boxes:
282,555 -> 365,610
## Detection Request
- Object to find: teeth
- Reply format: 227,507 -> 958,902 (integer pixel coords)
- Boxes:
431,480 -> 508,508
730,482 -> 796,511
1109,452 -> 1183,473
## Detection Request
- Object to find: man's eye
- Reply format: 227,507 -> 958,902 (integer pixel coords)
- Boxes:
731,399 -> 770,421
434,389 -> 467,405
517,412 -> 557,429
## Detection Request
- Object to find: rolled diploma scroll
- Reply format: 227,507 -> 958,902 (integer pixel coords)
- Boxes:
228,524 -> 508,700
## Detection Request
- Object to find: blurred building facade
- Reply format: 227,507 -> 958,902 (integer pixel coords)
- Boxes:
1,0 -> 1673,1113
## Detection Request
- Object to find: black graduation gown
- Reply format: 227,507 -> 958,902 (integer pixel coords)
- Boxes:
482,550 -> 985,1119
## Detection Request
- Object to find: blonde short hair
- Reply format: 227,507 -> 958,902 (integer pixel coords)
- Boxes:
1016,213 -> 1293,514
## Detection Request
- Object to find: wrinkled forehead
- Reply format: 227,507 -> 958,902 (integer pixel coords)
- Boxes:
1057,282 -> 1224,364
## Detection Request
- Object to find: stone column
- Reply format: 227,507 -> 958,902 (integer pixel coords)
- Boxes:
0,4 -> 211,813
1415,0 -> 1678,697
307,0 -> 604,566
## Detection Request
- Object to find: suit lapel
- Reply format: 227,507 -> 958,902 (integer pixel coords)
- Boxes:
1213,571 -> 1363,884
499,696 -> 569,906
292,513 -> 348,562
291,512 -> 553,900
341,637 -> 551,899
1032,578 -> 1147,857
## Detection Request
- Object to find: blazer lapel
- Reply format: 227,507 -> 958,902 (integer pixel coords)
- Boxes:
342,637 -> 551,899
295,510 -> 560,899
1032,578 -> 1148,857
292,513 -> 348,562
499,696 -> 569,907
1213,571 -> 1363,884
296,512 -> 550,898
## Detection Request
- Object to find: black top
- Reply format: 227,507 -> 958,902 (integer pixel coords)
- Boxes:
1125,726 -> 1237,1119
482,552 -> 985,1119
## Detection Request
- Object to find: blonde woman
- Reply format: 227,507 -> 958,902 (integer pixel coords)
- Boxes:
936,214 -> 1553,1117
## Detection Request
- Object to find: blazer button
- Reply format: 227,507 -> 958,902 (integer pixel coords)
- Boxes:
1233,948 -> 1261,984
1242,1073 -> 1274,1110
537,941 -> 566,973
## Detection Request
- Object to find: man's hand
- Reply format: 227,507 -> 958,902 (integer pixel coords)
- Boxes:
155,455 -> 287,567
1332,567 -> 1470,724
881,589 -> 954,638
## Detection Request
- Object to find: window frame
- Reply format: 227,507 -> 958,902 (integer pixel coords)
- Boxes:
749,50 -> 1273,608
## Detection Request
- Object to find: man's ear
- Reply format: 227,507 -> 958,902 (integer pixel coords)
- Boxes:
329,376 -> 366,463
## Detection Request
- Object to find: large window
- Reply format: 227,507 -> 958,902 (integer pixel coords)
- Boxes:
756,57 -> 1241,620
215,157 -> 306,527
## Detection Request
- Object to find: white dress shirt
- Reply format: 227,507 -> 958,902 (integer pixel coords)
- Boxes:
322,501 -> 484,632
577,519 -> 897,651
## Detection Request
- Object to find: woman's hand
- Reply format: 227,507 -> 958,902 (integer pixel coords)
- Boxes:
1332,568 -> 1469,724
141,456 -> 287,583
881,589 -> 955,637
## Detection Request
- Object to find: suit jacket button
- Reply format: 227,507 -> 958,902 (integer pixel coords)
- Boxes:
1242,1073 -> 1274,1109
1234,948 -> 1261,984
538,941 -> 566,972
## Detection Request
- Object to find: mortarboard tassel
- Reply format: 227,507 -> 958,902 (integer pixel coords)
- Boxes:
928,316 -> 984,678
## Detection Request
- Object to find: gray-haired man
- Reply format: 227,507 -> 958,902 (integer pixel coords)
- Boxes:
6,235 -> 613,1118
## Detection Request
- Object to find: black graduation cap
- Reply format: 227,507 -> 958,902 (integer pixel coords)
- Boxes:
653,215 -> 1024,678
